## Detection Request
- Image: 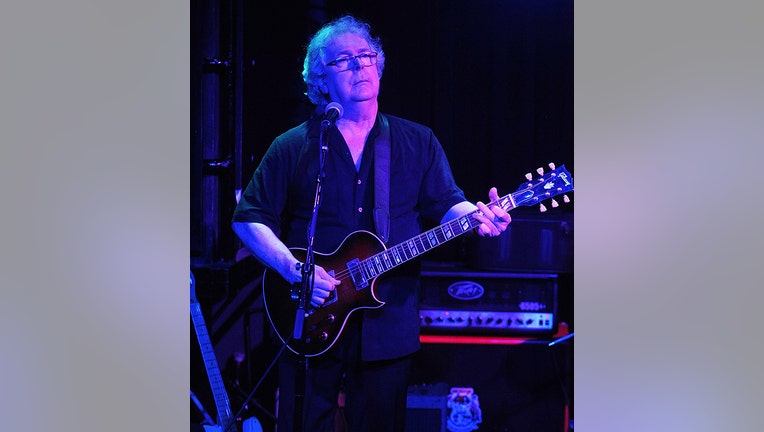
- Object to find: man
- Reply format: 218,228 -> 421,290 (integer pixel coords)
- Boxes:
232,15 -> 510,432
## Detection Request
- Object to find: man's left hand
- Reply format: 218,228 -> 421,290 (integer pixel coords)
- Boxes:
473,187 -> 511,237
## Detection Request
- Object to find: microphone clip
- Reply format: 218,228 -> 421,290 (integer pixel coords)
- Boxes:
321,102 -> 344,130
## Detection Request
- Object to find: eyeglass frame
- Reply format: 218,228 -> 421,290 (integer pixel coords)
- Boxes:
325,52 -> 378,71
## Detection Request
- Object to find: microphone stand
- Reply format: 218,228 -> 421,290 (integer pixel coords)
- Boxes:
292,117 -> 332,432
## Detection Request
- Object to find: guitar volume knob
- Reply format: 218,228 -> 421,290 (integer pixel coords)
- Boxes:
319,332 -> 328,341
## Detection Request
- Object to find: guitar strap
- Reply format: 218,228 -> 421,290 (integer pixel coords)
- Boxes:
373,114 -> 391,244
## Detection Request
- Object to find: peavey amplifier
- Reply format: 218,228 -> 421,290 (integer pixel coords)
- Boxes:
418,268 -> 558,336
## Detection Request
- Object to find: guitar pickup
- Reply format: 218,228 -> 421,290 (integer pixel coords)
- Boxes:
347,258 -> 369,289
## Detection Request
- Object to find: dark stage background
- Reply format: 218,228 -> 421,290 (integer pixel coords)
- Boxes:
191,1 -> 573,431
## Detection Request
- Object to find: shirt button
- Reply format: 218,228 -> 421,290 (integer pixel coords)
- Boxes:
358,207 -> 363,213
357,179 -> 362,185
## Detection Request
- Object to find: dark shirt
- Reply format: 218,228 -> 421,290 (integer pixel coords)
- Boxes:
233,113 -> 466,360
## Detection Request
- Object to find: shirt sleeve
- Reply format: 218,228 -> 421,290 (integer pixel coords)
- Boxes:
417,128 -> 468,224
232,133 -> 295,235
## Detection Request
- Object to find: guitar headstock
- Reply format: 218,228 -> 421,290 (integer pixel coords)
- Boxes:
513,162 -> 573,211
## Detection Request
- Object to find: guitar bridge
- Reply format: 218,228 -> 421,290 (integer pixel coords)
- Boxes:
347,258 -> 368,289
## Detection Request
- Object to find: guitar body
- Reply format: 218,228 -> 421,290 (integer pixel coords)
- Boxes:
263,230 -> 388,357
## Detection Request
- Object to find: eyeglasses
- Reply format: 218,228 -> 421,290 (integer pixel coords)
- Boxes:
326,52 -> 378,71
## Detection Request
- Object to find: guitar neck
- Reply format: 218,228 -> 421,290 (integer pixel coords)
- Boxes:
357,193 -> 517,280
191,302 -> 238,432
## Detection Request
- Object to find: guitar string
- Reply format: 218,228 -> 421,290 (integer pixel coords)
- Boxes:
314,193 -> 522,284
304,171 -> 567,287
313,199 -> 508,283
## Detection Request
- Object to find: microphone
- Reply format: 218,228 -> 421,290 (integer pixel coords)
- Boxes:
322,102 -> 343,126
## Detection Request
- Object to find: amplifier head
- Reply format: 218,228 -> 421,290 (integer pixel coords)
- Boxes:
418,270 -> 558,335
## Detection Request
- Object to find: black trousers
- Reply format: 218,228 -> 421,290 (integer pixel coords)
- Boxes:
276,318 -> 413,432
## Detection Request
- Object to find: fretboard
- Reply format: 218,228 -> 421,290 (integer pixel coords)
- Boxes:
191,302 -> 237,432
356,193 -> 516,281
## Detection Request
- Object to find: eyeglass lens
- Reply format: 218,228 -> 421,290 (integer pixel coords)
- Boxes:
330,53 -> 377,70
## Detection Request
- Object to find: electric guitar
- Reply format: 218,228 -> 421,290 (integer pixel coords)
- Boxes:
191,272 -> 263,432
262,163 -> 574,357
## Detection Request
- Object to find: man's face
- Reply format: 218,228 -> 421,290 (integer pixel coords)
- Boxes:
321,33 -> 381,106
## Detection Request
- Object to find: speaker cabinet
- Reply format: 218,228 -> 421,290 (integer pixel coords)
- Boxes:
410,341 -> 571,432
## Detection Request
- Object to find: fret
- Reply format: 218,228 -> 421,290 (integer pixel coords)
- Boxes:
363,260 -> 374,280
404,244 -> 412,259
381,251 -> 393,269
433,227 -> 448,243
373,255 -> 384,273
416,235 -> 430,251
391,247 -> 403,264
364,259 -> 378,278
359,260 -> 369,280
426,231 -> 438,248
413,237 -> 424,253
438,225 -> 454,243
505,192 -> 517,210
452,218 -> 463,234
443,222 -> 455,239
498,196 -> 511,211
471,213 -> 482,230
407,239 -> 420,256
378,254 -> 387,271
458,216 -> 471,233
398,243 -> 408,260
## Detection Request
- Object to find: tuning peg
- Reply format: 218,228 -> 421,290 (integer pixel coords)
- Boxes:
563,195 -> 570,203
551,199 -> 559,208
525,172 -> 533,181
539,203 -> 547,212
536,167 -> 544,175
548,162 -> 556,170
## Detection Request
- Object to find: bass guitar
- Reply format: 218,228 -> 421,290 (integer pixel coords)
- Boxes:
263,163 -> 573,357
191,271 -> 263,432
